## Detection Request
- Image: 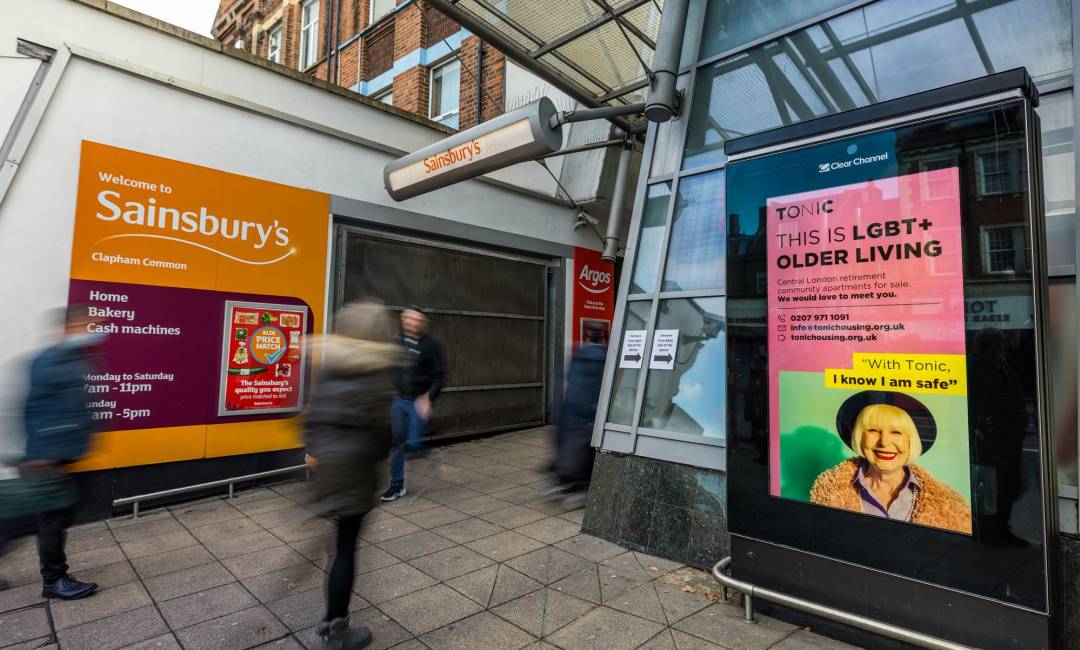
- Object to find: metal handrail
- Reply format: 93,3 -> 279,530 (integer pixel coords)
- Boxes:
112,464 -> 308,518
711,558 -> 974,650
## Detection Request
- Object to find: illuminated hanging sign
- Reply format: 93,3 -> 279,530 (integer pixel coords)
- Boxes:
384,98 -> 563,201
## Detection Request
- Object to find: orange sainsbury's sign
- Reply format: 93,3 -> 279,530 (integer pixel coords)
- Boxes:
69,141 -> 330,471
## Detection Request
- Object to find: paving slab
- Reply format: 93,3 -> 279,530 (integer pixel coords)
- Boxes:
120,530 -> 200,560
605,581 -> 668,624
0,582 -> 45,614
489,565 -> 543,608
479,505 -> 548,529
513,516 -> 582,545
465,530 -> 546,562
234,496 -> 297,516
52,580 -> 152,630
110,517 -> 185,544
0,606 -> 51,647
431,517 -> 505,544
355,545 -> 403,575
223,545 -> 309,580
143,561 -> 235,602
672,602 -> 798,650
360,515 -> 424,544
376,530 -> 456,562
119,633 -> 183,649
241,562 -> 325,602
490,588 -> 597,638
550,565 -> 602,604
353,562 -> 437,604
171,501 -> 246,529
66,525 -> 119,554
56,604 -> 169,650
378,584 -> 484,635
445,564 -> 500,607
556,533 -> 628,563
268,517 -> 337,543
66,544 -> 127,574
505,546 -> 594,586
398,505 -> 472,529
770,630 -> 862,649
174,605 -> 289,650
406,545 -> 494,582
265,585 -> 368,632
294,607 -> 411,650
251,505 -> 317,530
545,605 -> 666,650
377,496 -> 442,517
204,529 -> 285,559
421,611 -> 537,650
72,559 -> 140,591
598,551 -> 656,603
157,582 -> 257,629
130,544 -> 217,580
189,517 -> 263,544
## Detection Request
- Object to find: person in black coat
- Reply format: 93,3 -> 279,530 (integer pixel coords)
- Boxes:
0,305 -> 103,600
552,342 -> 606,498
304,302 -> 400,650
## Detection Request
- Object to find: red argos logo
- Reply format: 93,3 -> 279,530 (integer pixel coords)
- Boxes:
578,264 -> 612,294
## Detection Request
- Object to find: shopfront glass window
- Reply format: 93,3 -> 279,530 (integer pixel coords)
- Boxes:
1039,91 -> 1076,268
630,183 -> 672,295
698,0 -> 856,61
662,170 -> 726,292
639,298 -> 726,438
1050,278 -> 1078,488
607,301 -> 652,425
684,0 -> 1072,172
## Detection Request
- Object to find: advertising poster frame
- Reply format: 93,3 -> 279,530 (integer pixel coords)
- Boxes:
724,70 -> 1059,648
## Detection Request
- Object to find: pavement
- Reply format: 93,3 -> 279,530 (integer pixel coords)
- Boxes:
0,427 -> 857,650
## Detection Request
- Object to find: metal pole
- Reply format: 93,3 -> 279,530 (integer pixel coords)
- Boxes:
712,559 -> 975,650
602,140 -> 633,262
644,0 -> 690,122
132,501 -> 139,519
549,103 -> 646,129
743,593 -> 756,624
228,483 -> 235,500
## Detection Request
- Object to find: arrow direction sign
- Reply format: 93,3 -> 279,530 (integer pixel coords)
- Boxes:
619,330 -> 646,369
649,329 -> 679,370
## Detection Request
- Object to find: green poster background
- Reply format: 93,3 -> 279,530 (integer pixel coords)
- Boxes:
778,371 -> 972,504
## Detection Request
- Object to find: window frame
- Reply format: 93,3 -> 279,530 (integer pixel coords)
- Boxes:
369,0 -> 396,26
429,57 -> 462,124
299,0 -> 320,71
267,24 -> 282,64
373,86 -> 393,105
980,223 -> 1031,275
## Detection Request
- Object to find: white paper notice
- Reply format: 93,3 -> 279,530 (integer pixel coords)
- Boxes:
619,330 -> 646,368
649,329 -> 679,370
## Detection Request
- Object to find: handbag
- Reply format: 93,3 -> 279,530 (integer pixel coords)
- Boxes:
0,468 -> 77,519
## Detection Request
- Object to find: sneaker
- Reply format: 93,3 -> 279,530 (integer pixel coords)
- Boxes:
42,576 -> 97,600
379,485 -> 406,501
316,616 -> 372,650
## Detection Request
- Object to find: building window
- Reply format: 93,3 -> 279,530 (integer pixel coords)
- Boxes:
429,59 -> 461,128
918,156 -> 959,200
981,224 -> 1030,274
370,0 -> 395,25
374,88 -> 393,105
977,150 -> 1026,196
267,25 -> 282,64
300,0 -> 320,70
234,39 -> 245,49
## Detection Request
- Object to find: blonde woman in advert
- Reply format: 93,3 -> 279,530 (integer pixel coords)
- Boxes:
810,391 -> 972,534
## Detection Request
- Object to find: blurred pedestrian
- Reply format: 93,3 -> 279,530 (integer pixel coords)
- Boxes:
305,301 -> 400,649
549,339 -> 606,507
0,305 -> 103,599
380,306 -> 444,501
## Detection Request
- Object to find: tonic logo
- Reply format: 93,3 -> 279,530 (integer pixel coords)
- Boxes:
578,265 -> 612,294
776,200 -> 833,221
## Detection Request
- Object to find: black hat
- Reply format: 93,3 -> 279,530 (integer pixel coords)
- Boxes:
835,391 -> 936,453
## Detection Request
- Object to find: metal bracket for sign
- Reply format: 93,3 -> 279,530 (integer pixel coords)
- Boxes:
711,558 -> 974,650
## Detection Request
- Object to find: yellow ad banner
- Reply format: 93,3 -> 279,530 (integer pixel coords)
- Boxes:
825,353 -> 967,396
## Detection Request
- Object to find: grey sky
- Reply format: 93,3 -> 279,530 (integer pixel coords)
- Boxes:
113,0 -> 220,37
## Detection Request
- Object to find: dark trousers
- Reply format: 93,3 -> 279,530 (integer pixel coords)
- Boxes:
325,513 -> 364,620
0,502 -> 77,583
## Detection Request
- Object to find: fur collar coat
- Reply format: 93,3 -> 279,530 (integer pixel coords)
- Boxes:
810,458 -> 972,534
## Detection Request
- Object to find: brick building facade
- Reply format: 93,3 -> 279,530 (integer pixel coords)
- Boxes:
212,0 -> 506,128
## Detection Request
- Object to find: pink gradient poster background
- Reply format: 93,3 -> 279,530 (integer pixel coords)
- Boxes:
766,168 -> 967,496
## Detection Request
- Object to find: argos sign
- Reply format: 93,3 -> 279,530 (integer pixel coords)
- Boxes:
572,247 -> 615,348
